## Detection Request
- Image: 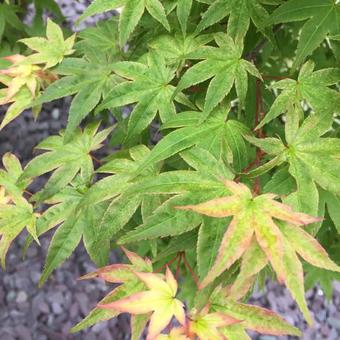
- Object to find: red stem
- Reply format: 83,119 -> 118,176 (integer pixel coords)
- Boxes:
251,78 -> 267,194
90,154 -> 102,165
262,75 -> 288,80
155,253 -> 179,273
182,253 -> 200,288
175,253 -> 182,280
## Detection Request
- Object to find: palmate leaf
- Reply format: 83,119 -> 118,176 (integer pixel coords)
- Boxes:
249,113 -> 340,217
178,180 -> 340,323
195,0 -> 278,42
36,180 -> 136,285
97,52 -> 193,145
76,17 -> 121,62
136,106 -> 250,174
267,0 -> 340,69
19,19 -> 75,69
76,145 -> 161,260
0,55 -> 41,104
174,33 -> 262,114
36,58 -> 122,141
0,55 -> 57,129
257,61 -> 340,130
77,0 -> 170,46
149,33 -> 214,69
72,251 -> 299,339
99,267 -> 186,340
20,122 -> 112,202
30,181 -> 106,285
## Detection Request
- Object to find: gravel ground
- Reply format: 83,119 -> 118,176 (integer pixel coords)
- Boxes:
1,1 -> 340,339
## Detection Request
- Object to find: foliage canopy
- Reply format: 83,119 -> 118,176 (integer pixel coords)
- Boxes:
0,0 -> 340,339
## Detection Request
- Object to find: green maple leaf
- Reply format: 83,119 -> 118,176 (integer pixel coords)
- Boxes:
19,19 -> 76,68
78,145 -> 163,259
36,58 -> 122,141
32,175 -> 131,285
23,181 -> 85,285
149,33 -> 214,69
97,52 -> 193,145
195,0 -> 277,42
267,0 -> 340,69
178,180 -> 340,323
76,17 -> 121,62
77,0 -> 170,47
20,122 -> 112,202
210,286 -> 302,338
257,61 -> 340,133
0,153 -> 38,268
135,106 -> 250,173
31,176 -> 132,285
174,33 -> 262,115
248,113 -> 340,217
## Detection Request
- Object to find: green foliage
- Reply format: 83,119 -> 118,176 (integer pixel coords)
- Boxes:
1,0 -> 340,338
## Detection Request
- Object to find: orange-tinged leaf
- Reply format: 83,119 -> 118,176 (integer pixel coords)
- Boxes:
78,264 -> 134,283
100,290 -> 166,314
177,180 -> 325,324
223,180 -> 252,197
228,239 -> 268,300
264,200 -> 321,225
121,246 -> 153,271
200,212 -> 254,288
78,247 -> 153,283
177,196 -> 242,218
280,222 -> 340,272
99,268 -> 185,339
282,240 -> 312,325
253,213 -> 285,283
71,284 -> 142,333
135,270 -> 175,296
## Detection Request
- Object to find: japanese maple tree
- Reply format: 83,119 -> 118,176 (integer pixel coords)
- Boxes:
1,0 -> 340,339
